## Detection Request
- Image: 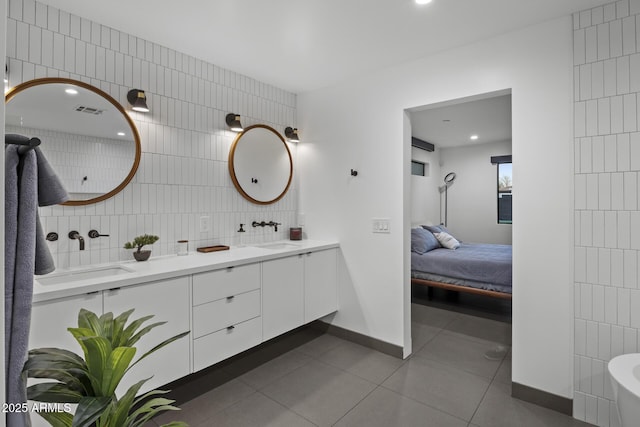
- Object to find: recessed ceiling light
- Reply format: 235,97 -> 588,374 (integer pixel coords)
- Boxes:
65,88 -> 78,95
415,0 -> 432,4
470,134 -> 479,140
117,132 -> 126,136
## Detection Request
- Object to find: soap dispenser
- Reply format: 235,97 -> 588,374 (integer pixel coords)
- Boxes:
237,223 -> 246,247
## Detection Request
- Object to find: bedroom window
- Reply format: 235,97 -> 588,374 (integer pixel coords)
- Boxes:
411,160 -> 428,177
492,155 -> 512,224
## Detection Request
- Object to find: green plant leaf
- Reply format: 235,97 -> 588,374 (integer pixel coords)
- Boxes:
77,309 -> 103,335
27,347 -> 86,367
127,321 -> 166,347
111,308 -> 136,347
128,397 -> 180,427
119,314 -> 154,346
107,378 -> 150,427
25,368 -> 88,393
129,331 -> 189,369
101,346 -> 136,396
158,422 -> 189,427
71,396 -> 112,427
27,382 -> 84,403
78,336 -> 112,396
99,312 -> 114,342
36,410 -> 74,427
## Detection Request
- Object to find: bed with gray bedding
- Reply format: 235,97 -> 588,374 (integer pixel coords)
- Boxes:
411,226 -> 512,299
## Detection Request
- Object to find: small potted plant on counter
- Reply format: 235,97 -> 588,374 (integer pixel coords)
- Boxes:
124,234 -> 159,261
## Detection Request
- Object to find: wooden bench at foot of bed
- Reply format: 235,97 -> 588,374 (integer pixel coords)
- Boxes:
411,277 -> 512,300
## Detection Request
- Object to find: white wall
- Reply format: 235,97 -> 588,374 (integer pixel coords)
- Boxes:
6,0 -> 298,268
409,146 -> 440,226
439,140 -> 512,244
299,15 -> 574,399
572,1 -> 640,425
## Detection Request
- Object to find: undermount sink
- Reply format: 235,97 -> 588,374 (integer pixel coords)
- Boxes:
36,265 -> 134,286
609,353 -> 640,426
256,242 -> 301,250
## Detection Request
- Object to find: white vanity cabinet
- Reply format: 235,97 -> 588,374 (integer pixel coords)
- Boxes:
303,248 -> 338,323
191,263 -> 262,372
262,255 -> 305,341
102,276 -> 191,395
262,248 -> 338,341
29,292 -> 103,356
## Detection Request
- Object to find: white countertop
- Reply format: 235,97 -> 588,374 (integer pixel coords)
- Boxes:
33,240 -> 339,303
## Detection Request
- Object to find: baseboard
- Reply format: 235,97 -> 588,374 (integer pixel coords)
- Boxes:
310,320 -> 404,359
511,382 -> 572,416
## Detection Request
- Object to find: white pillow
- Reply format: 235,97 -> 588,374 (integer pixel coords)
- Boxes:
434,231 -> 460,250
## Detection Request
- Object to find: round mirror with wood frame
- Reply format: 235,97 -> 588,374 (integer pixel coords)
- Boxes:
5,77 -> 141,206
229,124 -> 293,205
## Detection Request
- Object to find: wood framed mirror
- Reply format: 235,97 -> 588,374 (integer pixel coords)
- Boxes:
228,124 -> 293,205
5,77 -> 141,206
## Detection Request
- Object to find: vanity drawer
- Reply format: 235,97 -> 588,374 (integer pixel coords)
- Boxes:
193,317 -> 262,372
193,263 -> 260,304
192,289 -> 260,338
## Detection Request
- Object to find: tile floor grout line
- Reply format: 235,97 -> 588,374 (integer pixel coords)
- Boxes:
255,389 -> 320,427
329,384 -> 382,426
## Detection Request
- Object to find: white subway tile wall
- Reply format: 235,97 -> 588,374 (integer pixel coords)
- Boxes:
6,0 -> 298,268
574,1 -> 640,426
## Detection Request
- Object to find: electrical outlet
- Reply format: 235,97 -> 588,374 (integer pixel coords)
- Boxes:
199,216 -> 210,232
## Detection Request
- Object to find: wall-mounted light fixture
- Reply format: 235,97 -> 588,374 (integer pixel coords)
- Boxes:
225,113 -> 243,132
126,89 -> 150,112
284,127 -> 300,142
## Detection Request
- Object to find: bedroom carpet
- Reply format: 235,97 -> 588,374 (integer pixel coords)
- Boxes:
151,305 -> 593,427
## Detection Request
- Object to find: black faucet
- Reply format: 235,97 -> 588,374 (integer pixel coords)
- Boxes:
68,231 -> 85,250
252,221 -> 281,232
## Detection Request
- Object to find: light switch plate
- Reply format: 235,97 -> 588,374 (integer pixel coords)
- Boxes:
372,218 -> 390,233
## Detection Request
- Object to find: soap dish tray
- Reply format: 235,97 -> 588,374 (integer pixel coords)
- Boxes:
197,245 -> 230,253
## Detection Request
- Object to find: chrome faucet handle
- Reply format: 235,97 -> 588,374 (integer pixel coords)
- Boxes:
88,229 -> 109,238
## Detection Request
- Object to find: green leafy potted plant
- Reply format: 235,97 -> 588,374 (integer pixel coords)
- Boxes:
23,308 -> 189,427
124,234 -> 159,261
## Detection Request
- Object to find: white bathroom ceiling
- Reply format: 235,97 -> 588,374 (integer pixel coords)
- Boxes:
36,0 -> 610,93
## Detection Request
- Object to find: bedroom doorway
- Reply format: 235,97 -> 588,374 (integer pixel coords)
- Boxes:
407,89 -> 513,360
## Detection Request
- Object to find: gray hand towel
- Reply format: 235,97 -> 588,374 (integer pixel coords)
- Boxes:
5,145 -> 37,427
34,146 -> 69,207
33,147 -> 67,275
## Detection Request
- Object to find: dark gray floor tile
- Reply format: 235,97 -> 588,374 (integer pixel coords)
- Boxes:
201,392 -> 316,427
236,350 -> 313,390
334,386 -> 467,427
411,322 -> 441,352
316,340 -> 405,384
415,330 -> 505,379
493,350 -> 512,384
260,360 -> 376,426
412,304 -> 459,328
382,357 -> 490,422
444,314 -> 511,345
294,333 -> 348,358
471,381 -> 594,427
154,379 -> 254,426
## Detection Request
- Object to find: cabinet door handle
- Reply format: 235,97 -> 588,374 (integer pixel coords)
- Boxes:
226,266 -> 234,271
226,325 -> 235,331
86,291 -> 100,295
108,287 -> 121,292
306,252 -> 312,256
226,296 -> 235,301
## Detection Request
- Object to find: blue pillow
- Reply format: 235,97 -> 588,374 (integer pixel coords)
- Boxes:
422,224 -> 459,242
411,227 -> 440,254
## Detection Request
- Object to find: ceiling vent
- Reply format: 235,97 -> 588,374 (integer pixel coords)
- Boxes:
74,105 -> 104,115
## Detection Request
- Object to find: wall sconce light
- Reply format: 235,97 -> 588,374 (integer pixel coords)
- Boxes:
226,113 -> 243,132
284,127 -> 300,142
126,89 -> 150,112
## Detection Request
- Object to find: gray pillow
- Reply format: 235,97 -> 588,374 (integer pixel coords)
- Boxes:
411,227 -> 440,254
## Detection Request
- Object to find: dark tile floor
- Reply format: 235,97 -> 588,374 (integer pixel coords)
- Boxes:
150,290 -> 594,427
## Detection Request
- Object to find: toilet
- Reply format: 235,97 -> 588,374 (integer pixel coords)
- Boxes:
608,353 -> 640,427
